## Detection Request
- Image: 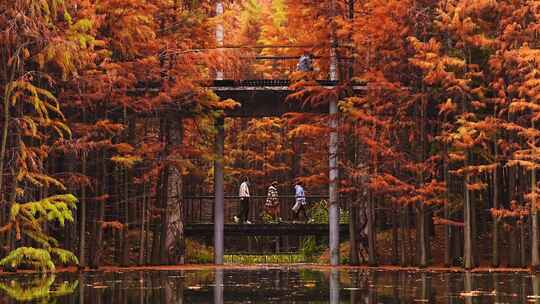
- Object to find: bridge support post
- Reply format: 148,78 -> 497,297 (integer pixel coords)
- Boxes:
329,98 -> 339,266
214,269 -> 224,304
215,1 -> 224,80
330,268 -> 340,304
213,0 -> 225,265
214,116 -> 225,264
329,0 -> 340,266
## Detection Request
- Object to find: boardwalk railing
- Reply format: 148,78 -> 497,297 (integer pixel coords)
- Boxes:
182,195 -> 335,224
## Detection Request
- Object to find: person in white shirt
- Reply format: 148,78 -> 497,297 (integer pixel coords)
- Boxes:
234,176 -> 251,224
292,181 -> 310,222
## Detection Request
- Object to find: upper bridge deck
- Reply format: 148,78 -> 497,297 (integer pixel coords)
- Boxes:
210,79 -> 367,117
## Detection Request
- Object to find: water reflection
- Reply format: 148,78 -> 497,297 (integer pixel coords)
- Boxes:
0,274 -> 78,303
2,269 -> 540,303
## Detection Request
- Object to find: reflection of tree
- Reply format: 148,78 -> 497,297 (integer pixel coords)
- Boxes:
0,275 -> 78,303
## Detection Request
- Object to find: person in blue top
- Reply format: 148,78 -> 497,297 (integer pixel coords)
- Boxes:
297,51 -> 314,72
292,181 -> 310,222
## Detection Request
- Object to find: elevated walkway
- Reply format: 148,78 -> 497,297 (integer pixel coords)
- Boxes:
210,79 -> 366,117
185,223 -> 349,237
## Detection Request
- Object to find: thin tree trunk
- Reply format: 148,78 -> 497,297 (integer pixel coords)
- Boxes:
121,166 -> 129,266
152,118 -> 167,265
391,203 -> 398,265
367,192 -> 376,266
444,143 -> 452,267
138,182 -> 147,265
509,166 -> 519,267
0,81 -> 10,201
532,119 -> 539,269
492,157 -> 500,267
400,205 -> 407,266
417,96 -> 428,267
79,152 -> 87,268
464,156 -> 473,269
92,151 -> 107,269
349,202 -> 359,265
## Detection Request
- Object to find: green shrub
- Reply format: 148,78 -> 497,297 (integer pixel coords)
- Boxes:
309,200 -> 349,224
185,239 -> 213,264
299,237 -> 324,262
0,194 -> 79,272
224,254 -> 305,264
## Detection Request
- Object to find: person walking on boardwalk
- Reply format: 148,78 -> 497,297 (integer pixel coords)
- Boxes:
297,51 -> 314,72
292,180 -> 310,222
234,176 -> 251,224
264,181 -> 281,222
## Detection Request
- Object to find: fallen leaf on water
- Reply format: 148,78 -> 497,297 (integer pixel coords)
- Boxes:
187,286 -> 202,290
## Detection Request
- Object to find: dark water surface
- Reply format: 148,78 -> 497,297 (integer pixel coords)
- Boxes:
1,267 -> 539,303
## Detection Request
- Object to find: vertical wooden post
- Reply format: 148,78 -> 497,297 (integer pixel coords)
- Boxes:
328,0 -> 340,267
214,116 -> 225,264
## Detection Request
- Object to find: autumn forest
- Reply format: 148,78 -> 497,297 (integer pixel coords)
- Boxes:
2,0 -> 540,272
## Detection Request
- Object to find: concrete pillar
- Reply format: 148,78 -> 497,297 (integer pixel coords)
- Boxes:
215,1 -> 224,80
214,0 -> 225,265
330,268 -> 340,304
214,117 -> 225,264
328,0 -> 340,266
329,98 -> 339,266
214,269 -> 224,304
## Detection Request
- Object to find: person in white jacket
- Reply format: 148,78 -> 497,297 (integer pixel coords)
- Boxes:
292,181 -> 310,222
234,176 -> 251,224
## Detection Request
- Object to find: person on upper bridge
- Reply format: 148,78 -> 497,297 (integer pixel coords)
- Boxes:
234,176 -> 251,224
292,180 -> 311,223
297,51 -> 314,72
264,181 -> 281,222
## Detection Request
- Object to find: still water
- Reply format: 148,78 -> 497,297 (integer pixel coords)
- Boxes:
0,267 -> 539,303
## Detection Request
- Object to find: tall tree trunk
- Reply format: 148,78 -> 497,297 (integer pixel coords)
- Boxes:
391,203 -> 398,265
120,114 -> 134,266
464,154 -> 473,269
120,166 -> 129,266
417,96 -> 428,267
399,205 -> 407,266
444,143 -> 452,266
138,182 -> 147,265
509,166 -> 519,267
349,201 -> 359,265
152,118 -> 167,265
164,118 -> 185,264
492,156 -> 500,267
79,152 -> 87,268
91,151 -> 107,269
367,192 -> 376,266
532,120 -> 539,269
0,82 -> 10,201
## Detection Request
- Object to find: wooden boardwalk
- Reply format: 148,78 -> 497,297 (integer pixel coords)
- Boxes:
210,79 -> 366,117
185,223 -> 349,237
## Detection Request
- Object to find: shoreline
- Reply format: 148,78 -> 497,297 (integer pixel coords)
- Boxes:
0,264 -> 534,275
